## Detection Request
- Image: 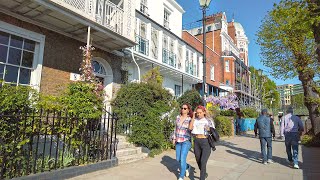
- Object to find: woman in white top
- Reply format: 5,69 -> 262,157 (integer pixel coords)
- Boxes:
189,105 -> 214,180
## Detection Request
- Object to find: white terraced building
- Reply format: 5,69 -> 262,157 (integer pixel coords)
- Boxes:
126,0 -> 203,97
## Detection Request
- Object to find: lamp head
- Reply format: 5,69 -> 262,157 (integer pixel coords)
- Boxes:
199,0 -> 212,8
257,69 -> 263,76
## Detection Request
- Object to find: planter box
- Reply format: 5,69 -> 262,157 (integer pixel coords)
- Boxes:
239,118 -> 256,132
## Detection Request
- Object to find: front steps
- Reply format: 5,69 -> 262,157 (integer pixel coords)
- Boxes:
116,135 -> 148,165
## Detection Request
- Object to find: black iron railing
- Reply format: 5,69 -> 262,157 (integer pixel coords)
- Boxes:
0,108 -> 117,179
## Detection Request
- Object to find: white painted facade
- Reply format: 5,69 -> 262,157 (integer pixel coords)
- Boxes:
128,0 -> 203,97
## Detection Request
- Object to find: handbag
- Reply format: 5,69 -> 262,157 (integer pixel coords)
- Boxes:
209,127 -> 220,142
207,127 -> 219,151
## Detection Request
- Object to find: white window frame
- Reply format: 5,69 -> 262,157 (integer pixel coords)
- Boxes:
164,9 -> 170,29
0,20 -> 45,91
140,0 -> 148,15
210,65 -> 215,81
225,60 -> 230,72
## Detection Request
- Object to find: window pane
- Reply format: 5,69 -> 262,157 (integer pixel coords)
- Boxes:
0,31 -> 9,45
0,45 -> 8,63
19,68 -> 31,84
0,64 -> 4,79
24,39 -> 35,51
92,61 -> 99,73
22,51 -> 34,68
10,35 -> 23,48
4,65 -> 19,83
8,48 -> 22,65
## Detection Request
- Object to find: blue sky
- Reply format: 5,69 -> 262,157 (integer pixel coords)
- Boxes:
176,0 -> 301,85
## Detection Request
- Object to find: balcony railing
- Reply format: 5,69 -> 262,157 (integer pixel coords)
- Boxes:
134,35 -> 149,56
163,49 -> 176,68
57,0 -> 124,35
185,62 -> 196,76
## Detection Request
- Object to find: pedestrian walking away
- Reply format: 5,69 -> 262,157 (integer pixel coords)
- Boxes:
189,105 -> 215,180
281,107 -> 304,169
254,109 -> 275,165
171,103 -> 192,180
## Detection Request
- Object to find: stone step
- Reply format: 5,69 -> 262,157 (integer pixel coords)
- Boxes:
117,142 -> 136,150
117,153 -> 148,165
116,147 -> 142,157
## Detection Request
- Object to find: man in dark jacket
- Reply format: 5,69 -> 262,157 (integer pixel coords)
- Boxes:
254,109 -> 276,164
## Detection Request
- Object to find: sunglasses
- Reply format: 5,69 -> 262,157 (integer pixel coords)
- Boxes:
181,107 -> 188,110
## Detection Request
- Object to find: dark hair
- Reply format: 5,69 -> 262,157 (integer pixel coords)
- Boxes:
195,105 -> 207,117
180,103 -> 193,118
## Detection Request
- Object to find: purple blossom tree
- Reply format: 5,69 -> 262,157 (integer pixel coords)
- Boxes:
206,94 -> 239,110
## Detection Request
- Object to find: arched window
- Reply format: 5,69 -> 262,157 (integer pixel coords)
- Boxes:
92,60 -> 106,76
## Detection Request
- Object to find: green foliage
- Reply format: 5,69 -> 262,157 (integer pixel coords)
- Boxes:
301,134 -> 320,147
215,116 -> 232,137
220,109 -> 236,117
257,0 -> 320,134
112,68 -> 173,152
142,67 -> 163,85
0,84 -> 38,114
249,66 -> 280,110
207,105 -> 221,118
60,82 -> 104,119
257,0 -> 319,79
177,89 -> 202,110
241,107 -> 259,118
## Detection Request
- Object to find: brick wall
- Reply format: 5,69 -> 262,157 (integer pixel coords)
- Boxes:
1,13 -> 123,95
182,31 -> 223,87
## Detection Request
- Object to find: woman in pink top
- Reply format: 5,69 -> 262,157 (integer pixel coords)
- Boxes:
171,103 -> 193,180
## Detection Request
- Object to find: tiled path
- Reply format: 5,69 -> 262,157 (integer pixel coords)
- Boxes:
69,128 -> 320,180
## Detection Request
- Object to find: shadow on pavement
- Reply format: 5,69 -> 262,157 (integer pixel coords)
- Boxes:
160,155 -> 200,180
219,140 -> 295,167
301,146 -> 320,180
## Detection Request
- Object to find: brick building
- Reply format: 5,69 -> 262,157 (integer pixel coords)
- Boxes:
182,30 -> 225,96
186,12 -> 259,107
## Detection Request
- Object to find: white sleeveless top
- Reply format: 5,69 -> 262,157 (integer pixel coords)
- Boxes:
191,117 -> 215,135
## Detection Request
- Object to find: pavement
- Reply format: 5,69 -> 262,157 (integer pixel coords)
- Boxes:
68,126 -> 320,180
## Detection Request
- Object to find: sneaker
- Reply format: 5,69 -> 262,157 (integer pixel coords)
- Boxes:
185,165 -> 190,177
293,164 -> 299,169
178,178 -> 184,180
267,159 -> 274,164
263,161 -> 267,165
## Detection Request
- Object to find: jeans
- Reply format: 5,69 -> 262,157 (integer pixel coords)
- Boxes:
260,137 -> 272,162
285,132 -> 300,165
194,138 -> 211,180
176,140 -> 191,178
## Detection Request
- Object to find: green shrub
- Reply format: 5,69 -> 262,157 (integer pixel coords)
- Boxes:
177,89 -> 202,110
215,116 -> 232,137
241,107 -> 259,118
301,134 -> 320,147
60,82 -> 104,119
207,105 -> 221,118
220,109 -> 236,117
112,81 -> 173,152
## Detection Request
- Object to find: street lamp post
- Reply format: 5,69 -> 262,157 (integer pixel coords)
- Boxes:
257,69 -> 263,110
199,0 -> 212,106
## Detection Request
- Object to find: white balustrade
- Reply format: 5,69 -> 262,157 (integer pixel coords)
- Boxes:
57,0 -> 125,36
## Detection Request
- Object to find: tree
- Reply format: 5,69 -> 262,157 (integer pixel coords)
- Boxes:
307,0 -> 320,64
249,67 -> 280,111
257,0 -> 320,135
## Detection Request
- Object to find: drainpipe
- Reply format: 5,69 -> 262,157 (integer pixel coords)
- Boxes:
127,48 -> 140,82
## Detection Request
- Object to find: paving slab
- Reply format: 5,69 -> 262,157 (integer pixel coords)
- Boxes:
68,126 -> 320,180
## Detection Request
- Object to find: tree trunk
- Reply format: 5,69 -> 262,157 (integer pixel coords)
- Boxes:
299,73 -> 320,135
307,0 -> 320,64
